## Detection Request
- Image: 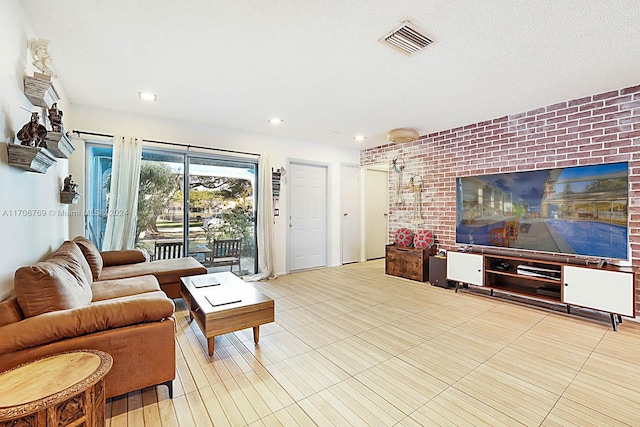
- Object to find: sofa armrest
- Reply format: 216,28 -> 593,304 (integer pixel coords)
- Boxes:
101,249 -> 148,267
0,291 -> 174,355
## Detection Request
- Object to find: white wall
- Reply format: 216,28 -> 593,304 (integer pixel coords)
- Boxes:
0,0 -> 71,298
67,104 -> 360,275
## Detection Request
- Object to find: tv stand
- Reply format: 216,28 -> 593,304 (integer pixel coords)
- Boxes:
447,251 -> 636,330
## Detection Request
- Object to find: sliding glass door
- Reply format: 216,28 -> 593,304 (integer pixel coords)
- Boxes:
136,150 -> 185,261
187,156 -> 256,275
86,143 -> 257,276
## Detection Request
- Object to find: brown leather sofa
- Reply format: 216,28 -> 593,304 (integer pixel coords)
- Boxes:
0,237 -> 205,398
80,238 -> 207,299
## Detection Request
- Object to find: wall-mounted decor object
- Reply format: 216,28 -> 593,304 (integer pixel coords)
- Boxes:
27,38 -> 56,77
17,111 -> 47,148
387,128 -> 419,143
60,175 -> 81,204
272,168 -> 282,200
23,38 -> 59,108
394,227 -> 413,247
60,191 -> 81,204
413,229 -> 434,248
272,167 -> 285,216
43,132 -> 74,158
43,104 -> 74,158
48,103 -> 63,132
7,143 -> 56,173
392,157 -> 405,204
409,174 -> 423,224
23,74 -> 60,109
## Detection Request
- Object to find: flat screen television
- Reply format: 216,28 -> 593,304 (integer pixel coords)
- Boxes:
455,162 -> 629,261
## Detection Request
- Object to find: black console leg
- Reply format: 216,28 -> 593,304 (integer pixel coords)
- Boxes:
618,314 -> 623,324
566,305 -> 571,315
610,313 -> 618,332
490,289 -> 494,297
455,281 -> 459,293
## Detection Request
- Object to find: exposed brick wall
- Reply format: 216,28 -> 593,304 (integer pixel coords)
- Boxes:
361,84 -> 640,316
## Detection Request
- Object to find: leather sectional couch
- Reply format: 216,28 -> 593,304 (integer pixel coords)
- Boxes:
0,236 -> 206,398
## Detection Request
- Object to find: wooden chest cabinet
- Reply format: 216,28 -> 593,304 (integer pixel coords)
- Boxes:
385,244 -> 436,282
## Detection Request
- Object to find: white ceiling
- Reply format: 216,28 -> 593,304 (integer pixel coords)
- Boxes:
19,0 -> 640,150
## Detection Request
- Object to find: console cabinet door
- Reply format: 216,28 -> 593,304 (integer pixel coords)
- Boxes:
447,252 -> 483,286
563,266 -> 634,316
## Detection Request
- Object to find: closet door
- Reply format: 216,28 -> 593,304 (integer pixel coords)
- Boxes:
288,162 -> 328,271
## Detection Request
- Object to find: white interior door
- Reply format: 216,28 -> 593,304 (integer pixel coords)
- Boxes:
341,163 -> 360,264
288,162 -> 328,271
365,167 -> 388,260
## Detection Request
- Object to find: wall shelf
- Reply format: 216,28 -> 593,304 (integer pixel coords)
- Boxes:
60,191 -> 81,204
23,75 -> 60,108
6,144 -> 56,173
44,131 -> 74,158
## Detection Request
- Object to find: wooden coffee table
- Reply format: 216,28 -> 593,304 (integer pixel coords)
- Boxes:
180,272 -> 275,357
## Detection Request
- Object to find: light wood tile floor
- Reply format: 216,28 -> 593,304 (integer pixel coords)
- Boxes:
106,259 -> 640,426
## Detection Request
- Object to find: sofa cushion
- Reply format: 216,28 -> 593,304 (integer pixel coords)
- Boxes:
74,236 -> 104,281
0,291 -> 174,355
99,257 -> 206,286
51,241 -> 94,285
14,241 -> 93,318
101,249 -> 148,267
91,275 -> 161,302
0,297 -> 24,327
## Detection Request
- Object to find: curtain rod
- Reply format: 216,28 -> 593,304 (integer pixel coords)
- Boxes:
72,130 -> 260,157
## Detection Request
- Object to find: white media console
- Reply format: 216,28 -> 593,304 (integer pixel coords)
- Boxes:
446,250 -> 636,330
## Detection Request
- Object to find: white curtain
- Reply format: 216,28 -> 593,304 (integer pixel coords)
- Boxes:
245,154 -> 277,281
102,135 -> 143,251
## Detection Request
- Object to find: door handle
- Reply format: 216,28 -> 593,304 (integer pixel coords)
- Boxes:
343,213 -> 348,216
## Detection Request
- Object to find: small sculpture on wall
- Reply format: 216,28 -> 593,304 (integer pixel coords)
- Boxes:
48,103 -> 64,132
27,38 -> 56,77
409,174 -> 423,224
392,157 -> 405,204
17,111 -> 48,148
63,175 -> 78,193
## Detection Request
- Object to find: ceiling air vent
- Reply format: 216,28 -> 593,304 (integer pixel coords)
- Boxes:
379,21 -> 433,55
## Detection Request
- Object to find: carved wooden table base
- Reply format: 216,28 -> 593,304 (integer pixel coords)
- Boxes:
0,350 -> 112,427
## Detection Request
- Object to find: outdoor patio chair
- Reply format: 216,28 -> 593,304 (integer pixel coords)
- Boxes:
210,239 -> 241,273
154,241 -> 184,260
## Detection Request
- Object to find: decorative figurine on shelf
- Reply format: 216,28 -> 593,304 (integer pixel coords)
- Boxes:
48,103 -> 63,132
392,157 -> 405,204
27,38 -> 55,77
63,175 -> 78,193
17,112 -> 48,148
409,174 -> 423,224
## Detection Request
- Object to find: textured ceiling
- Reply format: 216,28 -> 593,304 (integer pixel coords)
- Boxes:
18,0 -> 640,149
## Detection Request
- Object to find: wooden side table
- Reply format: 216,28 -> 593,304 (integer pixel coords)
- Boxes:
0,349 -> 112,427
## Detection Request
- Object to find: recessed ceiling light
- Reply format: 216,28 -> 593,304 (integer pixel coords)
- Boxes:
353,135 -> 366,141
268,118 -> 283,124
138,91 -> 157,101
